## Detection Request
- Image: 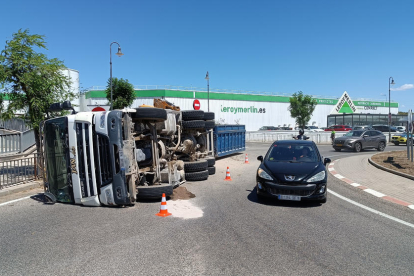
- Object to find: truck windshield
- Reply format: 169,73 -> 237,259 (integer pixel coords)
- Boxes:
44,117 -> 73,203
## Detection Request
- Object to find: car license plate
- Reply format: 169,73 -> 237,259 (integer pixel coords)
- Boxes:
336,144 -> 342,147
278,195 -> 301,201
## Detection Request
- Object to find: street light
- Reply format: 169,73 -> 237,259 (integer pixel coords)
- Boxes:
205,71 -> 210,112
388,77 -> 395,141
110,42 -> 124,110
380,93 -> 387,102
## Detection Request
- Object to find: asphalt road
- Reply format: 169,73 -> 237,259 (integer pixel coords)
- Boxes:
1,143 -> 413,276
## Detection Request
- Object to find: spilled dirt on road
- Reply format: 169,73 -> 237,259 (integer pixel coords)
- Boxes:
170,186 -> 196,201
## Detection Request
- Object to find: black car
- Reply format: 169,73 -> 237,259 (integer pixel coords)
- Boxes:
256,140 -> 331,204
333,130 -> 386,152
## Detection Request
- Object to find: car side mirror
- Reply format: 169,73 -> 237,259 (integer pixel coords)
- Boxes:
324,158 -> 331,166
257,156 -> 263,162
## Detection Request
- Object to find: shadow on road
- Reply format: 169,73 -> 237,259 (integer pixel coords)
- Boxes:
246,187 -> 322,208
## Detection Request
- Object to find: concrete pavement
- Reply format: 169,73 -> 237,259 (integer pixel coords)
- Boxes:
329,155 -> 414,210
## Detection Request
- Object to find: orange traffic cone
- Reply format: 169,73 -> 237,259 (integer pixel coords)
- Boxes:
245,154 -> 249,164
224,167 -> 232,181
156,193 -> 172,217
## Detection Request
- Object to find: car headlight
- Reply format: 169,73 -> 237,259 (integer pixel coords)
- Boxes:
257,168 -> 273,180
307,170 -> 326,182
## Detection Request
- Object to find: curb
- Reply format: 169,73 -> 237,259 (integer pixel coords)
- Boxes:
368,156 -> 414,181
0,181 -> 43,198
328,159 -> 414,211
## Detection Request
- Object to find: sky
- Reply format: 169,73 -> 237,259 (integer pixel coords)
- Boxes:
1,0 -> 414,111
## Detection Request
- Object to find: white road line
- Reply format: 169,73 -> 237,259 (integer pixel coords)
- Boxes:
328,167 -> 334,171
351,183 -> 361,187
364,189 -> 386,198
0,196 -> 31,207
334,174 -> 345,179
328,189 -> 414,229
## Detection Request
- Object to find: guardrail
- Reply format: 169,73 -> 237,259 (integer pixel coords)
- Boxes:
0,154 -> 42,189
0,118 -> 31,132
246,131 -> 399,143
0,129 -> 35,154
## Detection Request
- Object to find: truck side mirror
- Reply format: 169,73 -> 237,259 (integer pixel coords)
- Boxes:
62,101 -> 72,110
49,102 -> 63,112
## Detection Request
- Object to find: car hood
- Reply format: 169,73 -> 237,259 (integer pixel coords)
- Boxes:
263,161 -> 322,182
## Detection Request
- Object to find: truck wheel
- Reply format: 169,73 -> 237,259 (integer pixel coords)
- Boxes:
185,170 -> 209,181
204,112 -> 215,120
182,120 -> 205,129
132,107 -> 167,122
205,156 -> 215,167
182,110 -> 205,121
208,166 -> 216,175
205,120 -> 215,129
184,160 -> 208,172
137,184 -> 173,198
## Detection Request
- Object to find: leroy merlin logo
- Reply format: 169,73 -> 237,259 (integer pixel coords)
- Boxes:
221,105 -> 266,114
332,91 -> 357,114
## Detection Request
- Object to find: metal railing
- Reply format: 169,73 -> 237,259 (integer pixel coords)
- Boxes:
0,118 -> 31,132
0,154 -> 42,189
0,129 -> 35,154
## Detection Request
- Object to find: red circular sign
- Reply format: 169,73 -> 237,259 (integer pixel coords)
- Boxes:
92,106 -> 106,112
193,99 -> 201,110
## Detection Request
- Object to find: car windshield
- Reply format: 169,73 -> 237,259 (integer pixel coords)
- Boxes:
344,131 -> 363,137
266,143 -> 319,163
44,117 -> 73,203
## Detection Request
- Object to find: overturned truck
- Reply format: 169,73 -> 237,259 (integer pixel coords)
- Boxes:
41,101 -> 215,207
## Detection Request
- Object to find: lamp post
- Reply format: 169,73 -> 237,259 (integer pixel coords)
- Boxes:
388,77 -> 395,141
110,42 -> 124,110
205,71 -> 209,112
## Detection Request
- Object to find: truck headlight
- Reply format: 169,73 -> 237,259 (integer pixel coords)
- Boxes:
307,171 -> 325,182
257,168 -> 273,180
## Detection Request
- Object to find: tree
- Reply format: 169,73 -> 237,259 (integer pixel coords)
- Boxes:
288,91 -> 318,129
0,29 -> 76,151
105,77 -> 135,109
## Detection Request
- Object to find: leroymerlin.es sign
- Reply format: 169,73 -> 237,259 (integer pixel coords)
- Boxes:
331,91 -> 357,114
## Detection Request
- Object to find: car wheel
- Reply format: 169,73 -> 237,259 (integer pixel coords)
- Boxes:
354,142 -> 361,152
377,142 -> 385,151
334,148 -> 341,152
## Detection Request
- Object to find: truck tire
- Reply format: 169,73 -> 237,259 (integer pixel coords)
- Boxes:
205,120 -> 215,129
137,184 -> 173,198
184,160 -> 208,172
132,107 -> 167,122
182,120 -> 205,129
185,170 -> 209,181
204,112 -> 215,120
208,166 -> 216,175
205,156 -> 215,167
182,110 -> 205,121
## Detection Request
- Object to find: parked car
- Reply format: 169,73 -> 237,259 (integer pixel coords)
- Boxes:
324,125 -> 353,131
372,125 -> 399,132
305,126 -> 324,132
256,140 -> 331,204
280,127 -> 293,130
353,125 -> 373,131
391,133 -> 412,146
259,126 -> 279,131
396,126 -> 406,132
333,130 -> 386,152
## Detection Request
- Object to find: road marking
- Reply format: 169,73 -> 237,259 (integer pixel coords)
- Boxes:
328,189 -> 414,229
0,196 -> 31,207
409,205 -> 414,210
364,189 -> 386,198
334,174 -> 345,179
328,167 -> 334,171
351,183 -> 361,187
